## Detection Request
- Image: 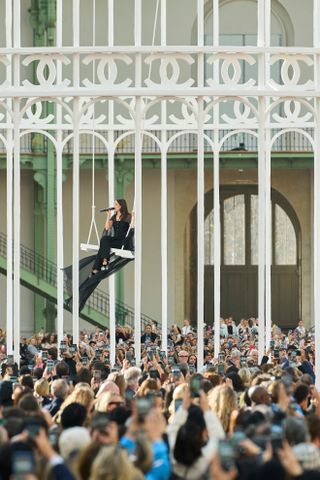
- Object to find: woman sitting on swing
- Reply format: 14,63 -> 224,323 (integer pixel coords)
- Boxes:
92,199 -> 132,274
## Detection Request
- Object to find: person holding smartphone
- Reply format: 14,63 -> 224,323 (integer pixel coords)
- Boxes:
168,390 -> 225,479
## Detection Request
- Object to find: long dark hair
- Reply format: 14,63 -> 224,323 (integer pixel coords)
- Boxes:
116,199 -> 129,220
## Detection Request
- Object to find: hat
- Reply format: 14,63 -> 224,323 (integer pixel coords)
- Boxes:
58,427 -> 91,460
293,443 -> 320,471
0,381 -> 13,407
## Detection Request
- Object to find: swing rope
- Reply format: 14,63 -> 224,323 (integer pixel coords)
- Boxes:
82,0 -> 159,252
85,0 -> 100,247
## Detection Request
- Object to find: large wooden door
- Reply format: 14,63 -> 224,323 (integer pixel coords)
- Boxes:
192,186 -> 301,329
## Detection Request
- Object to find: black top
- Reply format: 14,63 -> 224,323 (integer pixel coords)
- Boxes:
101,214 -> 131,241
110,214 -> 131,240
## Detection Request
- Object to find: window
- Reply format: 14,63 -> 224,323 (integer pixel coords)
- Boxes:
205,191 -> 298,266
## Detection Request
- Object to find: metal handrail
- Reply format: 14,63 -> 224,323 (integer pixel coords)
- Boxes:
0,232 -> 152,329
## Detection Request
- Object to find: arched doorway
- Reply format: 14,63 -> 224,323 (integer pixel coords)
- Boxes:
189,185 -> 301,328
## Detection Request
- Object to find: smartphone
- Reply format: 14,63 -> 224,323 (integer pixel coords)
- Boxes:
60,340 -> 66,353
168,356 -> 174,365
48,429 -> 59,446
189,365 -> 196,375
137,397 -> 152,421
271,425 -> 283,454
270,340 -> 275,349
7,354 -> 14,366
81,356 -> 89,365
147,350 -> 154,362
218,440 -> 236,472
160,350 -> 166,361
149,369 -> 158,379
46,359 -> 54,373
69,344 -> 77,354
26,423 -> 40,439
95,348 -> 101,359
273,349 -> 280,359
172,367 -> 181,379
91,413 -> 110,432
218,363 -> 225,375
12,451 -> 35,476
218,353 -> 225,363
9,375 -> 17,383
290,351 -> 297,361
130,359 -> 136,366
240,356 -> 247,368
42,350 -> 48,361
190,375 -> 202,398
125,352 -> 133,362
174,399 -> 183,411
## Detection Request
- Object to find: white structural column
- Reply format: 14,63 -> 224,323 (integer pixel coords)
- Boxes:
213,0 -> 221,358
262,0 -> 272,352
56,0 -> 64,347
71,0 -> 80,345
134,0 -> 142,361
6,0 -> 13,354
313,0 -> 320,388
134,97 -> 142,362
197,0 -> 205,369
161,106 -> 168,352
13,0 -> 20,364
108,136 -> 116,366
256,0 -> 269,360
197,96 -> 205,370
72,97 -> 80,346
13,98 -> 20,364
160,0 -> 167,351
108,0 -> 116,366
257,97 -> 266,361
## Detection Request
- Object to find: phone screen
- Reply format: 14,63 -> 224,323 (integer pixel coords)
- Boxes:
12,451 -> 35,476
219,440 -> 235,471
174,399 -> 183,411
218,353 -> 225,363
218,363 -> 224,375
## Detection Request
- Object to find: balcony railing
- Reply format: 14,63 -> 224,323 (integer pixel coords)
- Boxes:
0,129 -> 314,155
0,232 -> 152,329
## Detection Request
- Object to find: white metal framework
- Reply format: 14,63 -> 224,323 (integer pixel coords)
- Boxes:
2,0 -> 320,383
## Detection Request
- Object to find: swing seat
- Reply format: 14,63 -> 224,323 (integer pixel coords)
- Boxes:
111,248 -> 135,259
80,243 -> 99,252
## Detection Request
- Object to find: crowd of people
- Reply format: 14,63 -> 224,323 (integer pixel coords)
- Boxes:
0,318 -> 319,480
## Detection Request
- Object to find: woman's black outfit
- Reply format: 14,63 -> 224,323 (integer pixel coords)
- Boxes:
63,213 -> 134,312
92,214 -> 131,271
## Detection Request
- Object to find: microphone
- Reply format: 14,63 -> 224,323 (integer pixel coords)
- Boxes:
100,207 -> 115,212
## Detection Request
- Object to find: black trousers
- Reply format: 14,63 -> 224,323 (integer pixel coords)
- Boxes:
92,236 -> 123,270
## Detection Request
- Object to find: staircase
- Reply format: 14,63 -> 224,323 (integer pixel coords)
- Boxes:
0,232 -> 153,330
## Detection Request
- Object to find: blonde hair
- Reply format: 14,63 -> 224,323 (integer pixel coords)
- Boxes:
90,445 -> 144,480
137,379 -> 158,397
107,372 -> 126,397
208,385 -> 237,433
238,368 -> 251,388
34,378 -> 49,398
55,384 -> 94,423
95,392 -> 123,413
